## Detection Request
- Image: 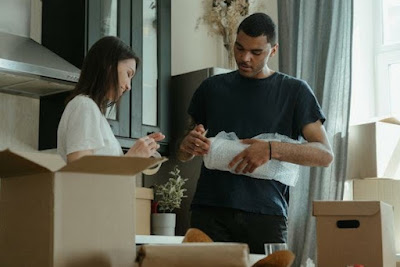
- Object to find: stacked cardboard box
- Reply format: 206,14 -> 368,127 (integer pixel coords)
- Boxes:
135,187 -> 154,235
345,179 -> 400,251
345,118 -> 400,264
313,201 -> 396,267
346,118 -> 400,180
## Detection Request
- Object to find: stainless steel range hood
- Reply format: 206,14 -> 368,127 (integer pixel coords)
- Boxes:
0,31 -> 80,98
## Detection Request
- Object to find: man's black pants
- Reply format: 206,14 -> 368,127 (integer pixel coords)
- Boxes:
190,206 -> 287,254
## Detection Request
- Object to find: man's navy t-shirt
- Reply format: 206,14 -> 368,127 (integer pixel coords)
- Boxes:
188,70 -> 325,217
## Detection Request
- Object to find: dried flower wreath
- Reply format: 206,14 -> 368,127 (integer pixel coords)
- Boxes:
199,0 -> 250,68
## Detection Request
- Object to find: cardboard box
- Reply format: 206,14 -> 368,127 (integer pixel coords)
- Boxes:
0,149 -> 166,267
347,118 -> 400,179
135,187 -> 154,235
313,201 -> 396,267
136,243 -> 250,267
345,178 -> 400,253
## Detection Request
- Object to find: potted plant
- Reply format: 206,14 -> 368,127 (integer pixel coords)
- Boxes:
151,165 -> 188,236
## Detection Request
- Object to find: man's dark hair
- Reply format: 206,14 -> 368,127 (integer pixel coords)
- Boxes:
69,36 -> 140,114
237,13 -> 277,45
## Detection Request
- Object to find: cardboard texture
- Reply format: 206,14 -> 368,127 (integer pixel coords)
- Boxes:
313,201 -> 396,267
135,187 -> 154,235
0,149 -> 166,267
346,178 -> 400,253
136,243 -> 250,267
347,119 -> 400,179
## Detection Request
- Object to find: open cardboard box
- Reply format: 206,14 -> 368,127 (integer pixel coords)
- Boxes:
0,149 -> 166,267
347,117 -> 400,179
313,201 -> 396,267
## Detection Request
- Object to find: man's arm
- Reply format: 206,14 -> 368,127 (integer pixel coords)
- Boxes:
271,120 -> 333,167
177,116 -> 210,162
229,120 -> 333,173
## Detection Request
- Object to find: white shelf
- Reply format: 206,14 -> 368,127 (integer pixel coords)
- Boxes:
136,235 -> 184,245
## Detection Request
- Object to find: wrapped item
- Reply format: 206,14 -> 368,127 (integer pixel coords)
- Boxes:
203,132 -> 301,186
300,258 -> 315,267
136,243 -> 250,267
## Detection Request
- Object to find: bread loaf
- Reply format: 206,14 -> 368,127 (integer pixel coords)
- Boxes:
251,250 -> 295,267
182,228 -> 213,243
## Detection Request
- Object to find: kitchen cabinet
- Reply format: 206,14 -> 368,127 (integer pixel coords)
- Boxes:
42,0 -> 171,153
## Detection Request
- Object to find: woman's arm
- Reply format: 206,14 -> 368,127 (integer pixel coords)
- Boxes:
67,149 -> 94,163
67,132 -> 165,163
125,132 -> 165,158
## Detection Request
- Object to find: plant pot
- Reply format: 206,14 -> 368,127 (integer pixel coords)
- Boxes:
151,213 -> 176,236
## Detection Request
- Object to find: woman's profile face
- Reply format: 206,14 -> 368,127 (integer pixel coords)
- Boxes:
108,58 -> 136,100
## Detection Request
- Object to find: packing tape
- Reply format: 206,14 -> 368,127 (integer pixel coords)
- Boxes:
142,151 -> 162,175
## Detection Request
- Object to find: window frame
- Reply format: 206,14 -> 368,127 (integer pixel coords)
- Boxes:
130,0 -> 171,142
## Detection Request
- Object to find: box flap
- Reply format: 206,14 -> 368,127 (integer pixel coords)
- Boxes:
352,116 -> 400,126
136,187 -> 154,200
58,155 -> 168,176
380,117 -> 400,125
0,149 -> 64,178
17,151 -> 66,171
313,201 -> 382,216
136,243 -> 249,267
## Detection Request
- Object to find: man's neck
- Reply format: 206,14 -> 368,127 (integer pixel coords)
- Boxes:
262,67 -> 275,78
254,66 -> 275,79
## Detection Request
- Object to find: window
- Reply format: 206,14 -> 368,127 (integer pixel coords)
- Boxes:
351,0 -> 400,124
142,0 -> 158,126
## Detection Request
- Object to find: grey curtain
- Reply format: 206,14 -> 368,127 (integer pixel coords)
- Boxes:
277,1 -> 353,266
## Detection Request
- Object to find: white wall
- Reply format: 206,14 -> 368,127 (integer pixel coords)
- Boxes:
0,0 -> 31,37
0,93 -> 39,152
171,0 -> 279,75
171,0 -> 222,75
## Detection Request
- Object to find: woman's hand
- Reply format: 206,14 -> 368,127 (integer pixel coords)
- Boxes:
126,132 -> 165,158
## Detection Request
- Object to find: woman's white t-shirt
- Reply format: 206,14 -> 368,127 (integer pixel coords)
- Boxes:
57,95 -> 123,162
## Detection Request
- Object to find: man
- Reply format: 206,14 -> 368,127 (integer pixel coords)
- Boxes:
177,13 -> 333,254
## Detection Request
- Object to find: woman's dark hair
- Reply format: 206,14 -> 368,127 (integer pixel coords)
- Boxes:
237,13 -> 277,45
68,36 -> 140,113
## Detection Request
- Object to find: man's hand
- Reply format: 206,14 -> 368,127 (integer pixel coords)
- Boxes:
228,139 -> 271,174
179,124 -> 210,157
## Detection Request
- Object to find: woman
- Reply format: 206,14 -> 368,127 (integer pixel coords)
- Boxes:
57,36 -> 164,163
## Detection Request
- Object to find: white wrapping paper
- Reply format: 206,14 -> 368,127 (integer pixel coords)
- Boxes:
203,132 -> 301,186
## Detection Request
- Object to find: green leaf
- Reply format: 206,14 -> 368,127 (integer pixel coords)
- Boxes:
154,165 -> 188,213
